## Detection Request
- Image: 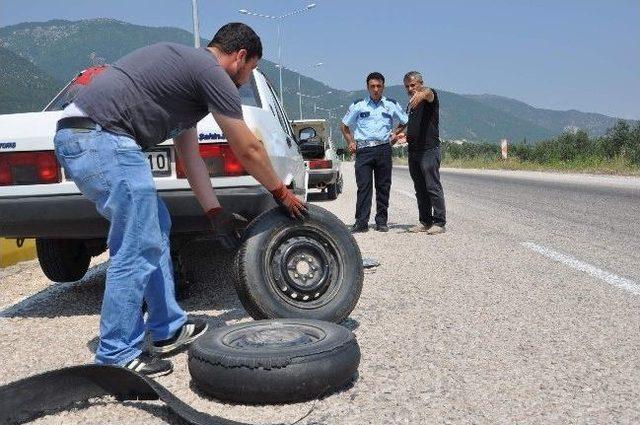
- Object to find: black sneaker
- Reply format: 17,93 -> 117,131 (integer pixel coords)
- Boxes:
351,223 -> 369,233
375,224 -> 389,232
150,318 -> 208,356
124,354 -> 173,377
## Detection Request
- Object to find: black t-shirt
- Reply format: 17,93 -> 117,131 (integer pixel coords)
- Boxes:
406,89 -> 440,152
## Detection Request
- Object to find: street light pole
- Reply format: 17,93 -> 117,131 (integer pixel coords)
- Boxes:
191,0 -> 200,48
296,62 -> 323,119
239,4 -> 317,104
297,90 -> 333,119
277,22 -> 283,104
298,73 -> 302,120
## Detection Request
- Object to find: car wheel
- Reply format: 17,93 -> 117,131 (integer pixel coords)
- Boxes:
36,238 -> 91,283
337,174 -> 344,194
188,319 -> 360,404
234,205 -> 363,323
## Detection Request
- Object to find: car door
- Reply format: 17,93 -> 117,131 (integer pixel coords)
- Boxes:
255,73 -> 307,199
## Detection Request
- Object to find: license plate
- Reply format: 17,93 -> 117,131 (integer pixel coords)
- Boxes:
147,149 -> 171,176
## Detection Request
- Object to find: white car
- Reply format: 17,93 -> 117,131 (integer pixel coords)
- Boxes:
0,66 -> 365,324
0,66 -> 307,280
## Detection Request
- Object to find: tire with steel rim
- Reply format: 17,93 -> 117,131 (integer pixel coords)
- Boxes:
234,204 -> 363,323
188,319 -> 360,404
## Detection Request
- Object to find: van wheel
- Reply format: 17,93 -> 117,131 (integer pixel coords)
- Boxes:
36,239 -> 90,283
327,181 -> 338,200
234,205 -> 363,323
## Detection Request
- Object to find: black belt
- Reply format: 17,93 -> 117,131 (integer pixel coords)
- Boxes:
56,116 -> 99,132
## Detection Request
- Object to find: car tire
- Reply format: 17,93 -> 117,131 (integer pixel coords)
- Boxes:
188,319 -> 360,404
36,238 -> 91,283
234,205 -> 363,323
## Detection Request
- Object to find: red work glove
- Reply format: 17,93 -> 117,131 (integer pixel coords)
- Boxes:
270,182 -> 308,219
206,207 -> 248,251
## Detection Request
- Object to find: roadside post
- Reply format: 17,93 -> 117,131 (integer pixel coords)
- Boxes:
501,139 -> 508,159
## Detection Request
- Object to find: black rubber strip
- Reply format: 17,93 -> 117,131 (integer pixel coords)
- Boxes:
0,364 -> 255,425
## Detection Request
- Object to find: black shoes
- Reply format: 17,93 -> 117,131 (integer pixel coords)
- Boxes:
122,318 -> 209,377
375,224 -> 389,232
351,223 -> 369,233
124,353 -> 173,377
150,318 -> 209,356
352,223 -> 390,232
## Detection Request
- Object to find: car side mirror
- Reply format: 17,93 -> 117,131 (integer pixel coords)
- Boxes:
298,127 -> 317,142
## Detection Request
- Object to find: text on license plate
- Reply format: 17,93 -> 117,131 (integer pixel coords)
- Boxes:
147,149 -> 171,176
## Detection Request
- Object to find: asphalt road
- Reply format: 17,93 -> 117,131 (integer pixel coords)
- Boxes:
0,164 -> 639,424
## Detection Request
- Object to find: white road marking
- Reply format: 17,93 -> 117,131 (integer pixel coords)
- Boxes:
522,241 -> 640,295
393,189 -> 417,200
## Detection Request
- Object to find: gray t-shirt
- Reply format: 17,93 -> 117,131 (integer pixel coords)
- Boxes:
75,42 -> 242,149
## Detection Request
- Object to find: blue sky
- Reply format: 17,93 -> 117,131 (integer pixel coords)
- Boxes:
2,0 -> 638,119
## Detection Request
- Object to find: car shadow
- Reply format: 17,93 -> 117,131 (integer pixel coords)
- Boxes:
0,241 -> 250,321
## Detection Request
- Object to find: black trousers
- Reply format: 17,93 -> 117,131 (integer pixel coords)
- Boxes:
408,147 -> 446,226
354,143 -> 392,226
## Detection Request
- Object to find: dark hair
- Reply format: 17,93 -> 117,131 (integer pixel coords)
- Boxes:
208,23 -> 262,60
366,72 -> 385,85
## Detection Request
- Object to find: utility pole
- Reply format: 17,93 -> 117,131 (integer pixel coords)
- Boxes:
191,0 -> 200,48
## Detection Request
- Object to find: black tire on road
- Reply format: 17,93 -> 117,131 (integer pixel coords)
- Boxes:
234,205 -> 363,323
188,319 -> 360,404
36,238 -> 91,283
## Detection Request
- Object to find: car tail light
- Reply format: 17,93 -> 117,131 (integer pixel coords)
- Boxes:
176,144 -> 247,178
0,151 -> 61,186
309,160 -> 333,170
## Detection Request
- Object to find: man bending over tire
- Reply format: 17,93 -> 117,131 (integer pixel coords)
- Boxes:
53,23 -> 307,377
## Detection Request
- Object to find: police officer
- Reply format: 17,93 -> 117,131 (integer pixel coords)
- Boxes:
341,72 -> 408,233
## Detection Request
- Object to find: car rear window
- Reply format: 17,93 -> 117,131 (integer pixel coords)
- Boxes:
44,81 -> 83,111
239,77 -> 261,108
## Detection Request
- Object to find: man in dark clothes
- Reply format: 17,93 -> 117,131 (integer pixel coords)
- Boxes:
52,23 -> 307,377
399,71 -> 446,234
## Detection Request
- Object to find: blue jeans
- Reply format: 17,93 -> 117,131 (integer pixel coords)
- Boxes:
54,127 -> 187,365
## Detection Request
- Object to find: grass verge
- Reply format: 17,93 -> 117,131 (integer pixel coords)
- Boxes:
393,156 -> 640,176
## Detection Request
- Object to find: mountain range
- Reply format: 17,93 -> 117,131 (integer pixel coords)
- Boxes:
0,19 -> 634,144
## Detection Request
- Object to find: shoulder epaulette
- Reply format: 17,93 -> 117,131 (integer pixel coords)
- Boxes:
351,98 -> 364,105
385,98 -> 399,105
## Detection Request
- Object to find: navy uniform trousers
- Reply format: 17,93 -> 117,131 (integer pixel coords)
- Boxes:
354,143 -> 392,226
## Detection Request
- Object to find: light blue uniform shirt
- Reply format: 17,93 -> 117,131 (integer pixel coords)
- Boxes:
342,96 -> 408,149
